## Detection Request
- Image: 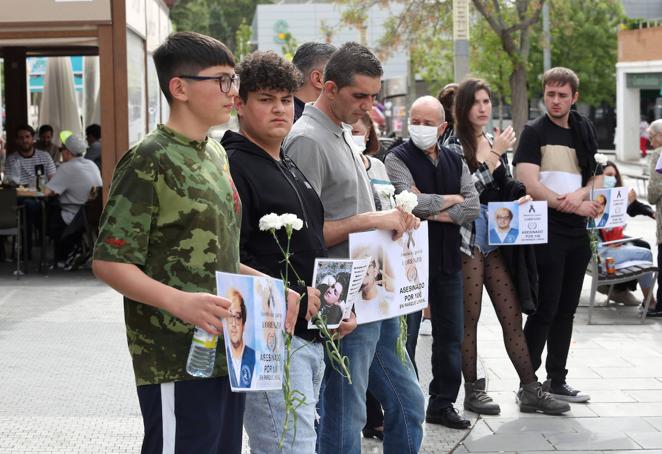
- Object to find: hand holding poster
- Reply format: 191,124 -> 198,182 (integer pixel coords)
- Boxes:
307,258 -> 370,329
587,187 -> 628,230
216,272 -> 286,392
349,221 -> 429,325
487,201 -> 548,245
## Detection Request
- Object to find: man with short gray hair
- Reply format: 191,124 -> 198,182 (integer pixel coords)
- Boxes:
292,42 -> 336,122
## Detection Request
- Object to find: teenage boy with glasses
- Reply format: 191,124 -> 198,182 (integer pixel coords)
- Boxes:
92,32 -> 286,454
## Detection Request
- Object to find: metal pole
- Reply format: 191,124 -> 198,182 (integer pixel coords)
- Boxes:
453,0 -> 470,82
543,2 -> 551,71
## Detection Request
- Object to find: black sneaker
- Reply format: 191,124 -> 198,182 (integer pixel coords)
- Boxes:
425,405 -> 471,429
643,303 -> 662,317
542,379 -> 590,403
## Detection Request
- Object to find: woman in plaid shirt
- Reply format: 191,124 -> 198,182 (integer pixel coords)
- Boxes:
445,78 -> 569,416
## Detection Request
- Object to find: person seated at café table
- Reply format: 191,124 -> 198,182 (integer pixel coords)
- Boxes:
5,124 -> 56,259
44,131 -> 102,267
36,124 -> 62,165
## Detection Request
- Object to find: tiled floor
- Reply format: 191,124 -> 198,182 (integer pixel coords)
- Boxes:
1,170 -> 660,453
455,186 -> 662,453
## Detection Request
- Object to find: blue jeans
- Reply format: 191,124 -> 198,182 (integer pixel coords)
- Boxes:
425,270 -> 464,412
244,336 -> 324,454
318,317 -> 425,454
599,243 -> 655,289
474,204 -> 498,256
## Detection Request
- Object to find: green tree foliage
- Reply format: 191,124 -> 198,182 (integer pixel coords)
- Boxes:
335,0 -> 455,96
471,0 -> 544,136
469,15 -> 513,126
234,21 -> 254,61
170,0 -> 270,53
332,0 -> 621,134
527,0 -> 623,107
281,32 -> 299,62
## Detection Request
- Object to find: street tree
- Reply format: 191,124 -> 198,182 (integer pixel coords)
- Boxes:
527,0 -> 623,107
471,0 -> 544,136
170,0 -> 270,53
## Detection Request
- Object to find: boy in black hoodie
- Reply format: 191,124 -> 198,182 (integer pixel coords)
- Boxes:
222,50 -> 326,453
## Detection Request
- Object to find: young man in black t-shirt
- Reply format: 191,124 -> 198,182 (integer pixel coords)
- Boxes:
513,67 -> 602,404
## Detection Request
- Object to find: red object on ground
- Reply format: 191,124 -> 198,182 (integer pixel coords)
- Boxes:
640,137 -> 649,157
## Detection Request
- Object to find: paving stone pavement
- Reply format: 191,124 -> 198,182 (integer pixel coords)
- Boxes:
0,270 -> 472,453
0,176 -> 659,453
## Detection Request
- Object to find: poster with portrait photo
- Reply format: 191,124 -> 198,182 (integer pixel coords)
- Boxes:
487,201 -> 548,245
307,258 -> 370,329
216,272 -> 285,392
349,221 -> 429,324
586,187 -> 628,230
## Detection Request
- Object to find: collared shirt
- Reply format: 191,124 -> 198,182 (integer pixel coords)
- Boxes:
384,145 -> 478,224
284,104 -> 375,258
444,135 -> 513,255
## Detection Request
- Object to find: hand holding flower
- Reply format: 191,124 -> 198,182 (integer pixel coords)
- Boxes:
576,200 -> 601,218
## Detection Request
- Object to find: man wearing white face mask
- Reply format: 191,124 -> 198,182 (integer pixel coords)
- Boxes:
385,95 -> 480,429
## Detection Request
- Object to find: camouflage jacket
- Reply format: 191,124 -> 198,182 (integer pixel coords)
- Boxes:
93,124 -> 242,386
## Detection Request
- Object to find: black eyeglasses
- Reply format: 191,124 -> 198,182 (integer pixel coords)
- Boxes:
177,74 -> 240,94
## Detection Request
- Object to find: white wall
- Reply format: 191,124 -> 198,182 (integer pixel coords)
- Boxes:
616,60 -> 662,161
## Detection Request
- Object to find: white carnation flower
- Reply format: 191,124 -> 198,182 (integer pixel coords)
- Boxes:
378,185 -> 395,197
594,153 -> 608,166
259,213 -> 283,231
280,213 -> 304,231
395,190 -> 418,213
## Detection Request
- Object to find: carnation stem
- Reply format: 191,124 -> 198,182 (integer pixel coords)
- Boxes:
396,315 -> 409,367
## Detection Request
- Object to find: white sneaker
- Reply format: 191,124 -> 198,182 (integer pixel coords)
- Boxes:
419,319 -> 432,336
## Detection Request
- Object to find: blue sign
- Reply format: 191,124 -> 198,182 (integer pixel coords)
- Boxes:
27,56 -> 84,93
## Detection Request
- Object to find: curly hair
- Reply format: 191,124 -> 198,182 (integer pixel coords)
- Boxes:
236,51 -> 303,102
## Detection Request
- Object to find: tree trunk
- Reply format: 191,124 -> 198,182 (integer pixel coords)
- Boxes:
498,93 -> 504,130
509,62 -> 529,139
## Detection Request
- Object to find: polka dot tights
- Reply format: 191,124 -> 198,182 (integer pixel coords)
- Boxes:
461,248 -> 537,384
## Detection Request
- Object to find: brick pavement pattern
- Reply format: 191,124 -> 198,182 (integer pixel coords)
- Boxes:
1,169 -> 659,453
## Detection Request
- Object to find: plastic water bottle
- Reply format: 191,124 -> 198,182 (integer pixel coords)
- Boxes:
186,327 -> 218,377
38,174 -> 48,192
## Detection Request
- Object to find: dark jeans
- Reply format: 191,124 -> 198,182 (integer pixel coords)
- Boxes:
524,231 -> 591,384
46,205 -> 77,261
137,377 -> 245,454
364,390 -> 384,430
405,309 -> 422,377
408,269 -> 464,412
20,198 -> 41,259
